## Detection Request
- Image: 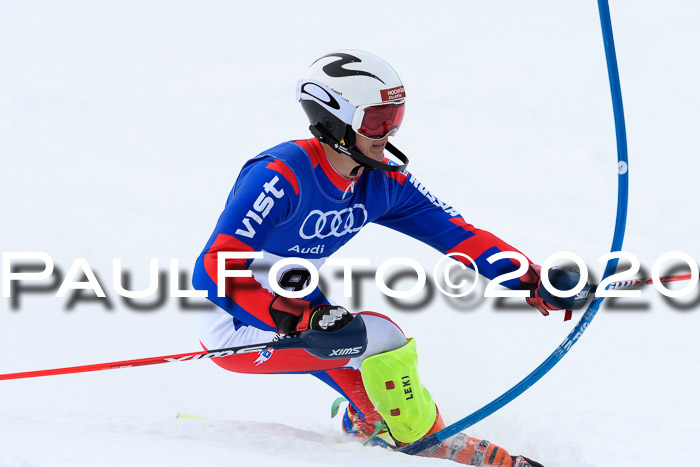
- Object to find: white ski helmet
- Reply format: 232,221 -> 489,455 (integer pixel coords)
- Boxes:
296,50 -> 409,173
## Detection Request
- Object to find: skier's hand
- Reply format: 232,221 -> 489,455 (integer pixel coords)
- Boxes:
269,295 -> 312,334
309,305 -> 353,332
269,296 -> 353,335
520,264 -> 589,316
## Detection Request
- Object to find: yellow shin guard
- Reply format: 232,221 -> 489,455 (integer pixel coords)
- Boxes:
360,338 -> 436,444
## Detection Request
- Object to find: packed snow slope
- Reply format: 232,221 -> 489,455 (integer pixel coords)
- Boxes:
1,1 -> 699,466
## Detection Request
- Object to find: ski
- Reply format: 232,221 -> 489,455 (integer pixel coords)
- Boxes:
176,413 -> 209,420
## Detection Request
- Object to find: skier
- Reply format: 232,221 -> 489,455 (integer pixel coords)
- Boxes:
192,50 -> 586,466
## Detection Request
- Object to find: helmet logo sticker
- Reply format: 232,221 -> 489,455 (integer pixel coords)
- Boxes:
318,52 -> 386,84
300,82 -> 341,110
381,86 -> 406,102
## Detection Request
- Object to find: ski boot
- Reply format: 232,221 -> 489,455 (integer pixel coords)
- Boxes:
341,338 -> 544,465
412,418 -> 544,466
339,402 -> 392,447
338,401 -> 543,465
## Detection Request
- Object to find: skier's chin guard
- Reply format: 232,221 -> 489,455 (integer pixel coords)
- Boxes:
300,314 -> 368,360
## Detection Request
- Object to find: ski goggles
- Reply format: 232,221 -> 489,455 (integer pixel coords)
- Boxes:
351,101 -> 405,140
296,79 -> 405,141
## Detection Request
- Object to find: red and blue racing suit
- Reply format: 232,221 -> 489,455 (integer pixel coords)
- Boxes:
192,137 -> 529,426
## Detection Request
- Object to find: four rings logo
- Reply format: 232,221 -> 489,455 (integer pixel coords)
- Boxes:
299,204 -> 368,240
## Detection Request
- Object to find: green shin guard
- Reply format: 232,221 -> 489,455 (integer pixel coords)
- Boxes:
360,338 -> 436,444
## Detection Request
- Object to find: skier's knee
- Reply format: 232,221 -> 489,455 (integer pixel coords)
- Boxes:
357,311 -> 407,357
360,338 -> 436,444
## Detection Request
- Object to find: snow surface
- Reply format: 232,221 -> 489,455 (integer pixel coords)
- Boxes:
1,1 -> 699,466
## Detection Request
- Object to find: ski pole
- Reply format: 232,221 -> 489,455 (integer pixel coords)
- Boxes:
0,338 -> 293,381
0,314 -> 369,381
586,273 -> 692,294
555,274 -> 693,321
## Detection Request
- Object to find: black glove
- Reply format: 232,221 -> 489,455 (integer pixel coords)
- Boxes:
309,305 -> 353,332
269,295 -> 353,335
520,264 -> 589,316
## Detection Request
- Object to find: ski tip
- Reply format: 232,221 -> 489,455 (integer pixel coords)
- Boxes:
330,397 -> 347,418
176,413 -> 209,420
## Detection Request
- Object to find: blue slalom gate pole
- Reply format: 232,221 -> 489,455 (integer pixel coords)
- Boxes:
400,1 -> 630,455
